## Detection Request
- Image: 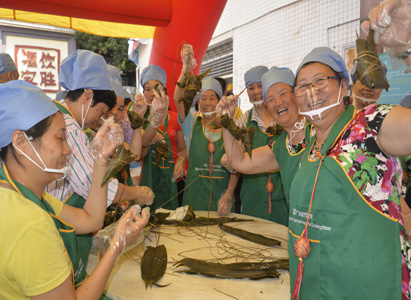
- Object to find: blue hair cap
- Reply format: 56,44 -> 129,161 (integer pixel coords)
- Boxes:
244,66 -> 268,87
200,77 -> 223,99
262,67 -> 295,102
0,53 -> 17,74
296,47 -> 349,88
140,64 -> 167,87
0,80 -> 58,148
59,49 -> 113,91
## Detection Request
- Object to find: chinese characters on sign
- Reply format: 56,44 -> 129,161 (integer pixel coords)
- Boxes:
15,46 -> 61,93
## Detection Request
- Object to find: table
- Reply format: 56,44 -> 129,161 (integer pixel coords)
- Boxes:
87,211 -> 290,300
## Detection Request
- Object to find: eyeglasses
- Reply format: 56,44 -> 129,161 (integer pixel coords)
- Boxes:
294,75 -> 340,97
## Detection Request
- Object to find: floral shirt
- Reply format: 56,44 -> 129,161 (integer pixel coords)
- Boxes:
320,104 -> 410,299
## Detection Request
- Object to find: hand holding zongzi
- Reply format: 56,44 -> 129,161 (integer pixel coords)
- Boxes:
89,117 -> 124,165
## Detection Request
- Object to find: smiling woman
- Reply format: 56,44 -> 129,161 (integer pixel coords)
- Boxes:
287,46 -> 411,300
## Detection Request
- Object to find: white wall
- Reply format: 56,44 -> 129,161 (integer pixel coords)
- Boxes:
210,0 -> 360,111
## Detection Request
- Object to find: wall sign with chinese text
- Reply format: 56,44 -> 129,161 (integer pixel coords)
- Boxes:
15,45 -> 61,93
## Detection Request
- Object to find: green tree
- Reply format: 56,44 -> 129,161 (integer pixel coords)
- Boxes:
75,32 -> 136,72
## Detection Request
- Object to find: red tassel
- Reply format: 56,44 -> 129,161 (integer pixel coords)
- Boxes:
292,258 -> 304,299
209,153 -> 214,173
268,194 -> 272,214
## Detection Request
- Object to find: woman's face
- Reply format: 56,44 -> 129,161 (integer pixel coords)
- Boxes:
143,80 -> 162,105
83,99 -> 110,130
352,80 -> 383,109
106,96 -> 125,123
32,112 -> 71,181
246,82 -> 264,104
199,90 -> 219,116
266,82 -> 299,130
295,62 -> 347,124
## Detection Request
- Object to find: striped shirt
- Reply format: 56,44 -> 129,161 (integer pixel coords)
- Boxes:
45,100 -> 118,206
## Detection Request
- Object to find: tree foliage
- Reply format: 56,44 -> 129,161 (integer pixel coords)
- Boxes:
75,32 -> 136,72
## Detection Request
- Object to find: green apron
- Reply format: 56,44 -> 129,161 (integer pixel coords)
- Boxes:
240,109 -> 288,225
288,105 -> 402,299
273,124 -> 312,207
182,115 -> 231,211
141,111 -> 178,210
53,100 -> 94,286
0,166 -> 81,286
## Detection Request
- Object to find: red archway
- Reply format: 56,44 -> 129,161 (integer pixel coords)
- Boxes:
1,0 -> 227,111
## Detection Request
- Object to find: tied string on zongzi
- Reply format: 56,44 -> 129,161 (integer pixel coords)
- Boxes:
155,141 -> 169,166
175,68 -> 212,117
128,111 -> 150,130
354,29 -> 390,91
210,113 -> 256,158
101,145 -> 136,186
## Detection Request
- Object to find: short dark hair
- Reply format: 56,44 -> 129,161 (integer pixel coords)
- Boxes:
0,113 -> 55,165
66,89 -> 116,111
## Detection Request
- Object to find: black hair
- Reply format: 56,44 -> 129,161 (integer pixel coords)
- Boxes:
215,77 -> 227,93
0,114 -> 55,165
66,89 -> 116,111
124,98 -> 132,107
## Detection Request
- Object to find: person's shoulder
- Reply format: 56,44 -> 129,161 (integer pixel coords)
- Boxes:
0,187 -> 54,226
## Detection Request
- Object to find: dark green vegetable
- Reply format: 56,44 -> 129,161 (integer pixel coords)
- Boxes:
175,68 -> 212,117
219,223 -> 281,247
101,145 -> 135,186
173,258 -> 288,279
209,113 -> 257,158
141,245 -> 170,289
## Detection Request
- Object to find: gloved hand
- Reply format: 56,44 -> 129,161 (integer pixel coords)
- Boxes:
149,132 -> 166,146
172,156 -> 186,183
216,95 -> 239,118
149,86 -> 169,128
362,0 -> 411,71
181,43 -> 197,72
221,154 -> 236,173
110,205 -> 149,255
217,188 -> 233,216
133,93 -> 148,116
134,185 -> 154,205
88,117 -> 124,165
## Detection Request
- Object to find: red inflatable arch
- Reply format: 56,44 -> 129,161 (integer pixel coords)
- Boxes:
2,0 -> 227,111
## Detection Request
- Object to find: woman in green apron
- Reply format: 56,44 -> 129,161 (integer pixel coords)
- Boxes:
174,47 -> 239,215
0,81 -> 148,299
231,66 -> 287,224
287,47 -> 411,299
138,65 -> 187,211
220,67 -> 310,219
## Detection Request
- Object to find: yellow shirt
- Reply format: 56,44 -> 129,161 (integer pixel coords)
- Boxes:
0,187 -> 71,298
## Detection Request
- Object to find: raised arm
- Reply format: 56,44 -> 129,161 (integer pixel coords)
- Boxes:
174,44 -> 195,123
377,106 -> 411,156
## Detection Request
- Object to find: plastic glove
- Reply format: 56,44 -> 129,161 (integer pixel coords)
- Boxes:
133,93 -> 148,116
221,154 -> 236,173
108,205 -> 149,256
217,188 -> 233,216
216,95 -> 238,118
149,86 -> 169,128
134,185 -> 154,206
172,156 -> 186,183
149,132 -> 166,146
181,43 -> 197,72
362,0 -> 411,71
88,117 -> 124,165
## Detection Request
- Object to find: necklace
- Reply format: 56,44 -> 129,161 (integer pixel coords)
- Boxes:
205,122 -> 215,173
